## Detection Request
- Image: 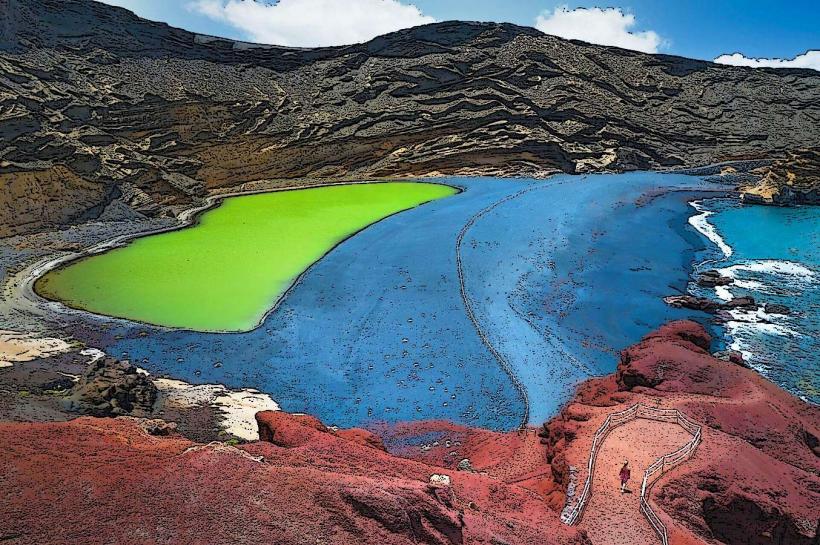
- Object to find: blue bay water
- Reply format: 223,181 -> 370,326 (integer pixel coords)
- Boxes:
81,174 -> 725,429
693,200 -> 820,403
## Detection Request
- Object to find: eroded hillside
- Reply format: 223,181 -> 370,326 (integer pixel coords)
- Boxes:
1,0 -> 819,235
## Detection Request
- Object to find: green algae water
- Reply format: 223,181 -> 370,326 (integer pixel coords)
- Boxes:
36,182 -> 457,332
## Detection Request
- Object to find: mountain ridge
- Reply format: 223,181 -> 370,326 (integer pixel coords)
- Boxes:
1,0 -> 819,235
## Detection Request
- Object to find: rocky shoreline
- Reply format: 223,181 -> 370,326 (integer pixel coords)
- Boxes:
739,148 -> 820,205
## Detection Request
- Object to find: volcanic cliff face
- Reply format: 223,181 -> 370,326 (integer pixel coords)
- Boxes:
1,0 -> 819,235
741,147 -> 820,204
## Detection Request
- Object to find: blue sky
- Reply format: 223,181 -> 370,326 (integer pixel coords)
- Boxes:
100,0 -> 818,66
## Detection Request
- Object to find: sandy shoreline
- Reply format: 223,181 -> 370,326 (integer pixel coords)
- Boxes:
0,330 -> 74,368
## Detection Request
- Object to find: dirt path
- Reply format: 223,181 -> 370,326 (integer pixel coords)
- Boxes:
579,418 -> 693,545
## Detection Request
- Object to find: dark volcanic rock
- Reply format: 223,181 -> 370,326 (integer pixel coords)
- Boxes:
664,295 -> 723,313
139,418 -> 178,436
764,303 -> 791,315
724,296 -> 756,309
712,350 -> 749,367
664,295 -> 756,313
1,0 -> 819,235
63,357 -> 157,417
697,270 -> 733,288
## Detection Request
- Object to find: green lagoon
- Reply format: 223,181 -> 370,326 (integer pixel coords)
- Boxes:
35,182 -> 456,331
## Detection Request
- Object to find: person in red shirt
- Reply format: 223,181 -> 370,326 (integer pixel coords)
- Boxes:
619,460 -> 631,493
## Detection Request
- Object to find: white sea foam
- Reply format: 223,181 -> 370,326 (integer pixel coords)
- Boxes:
720,259 -> 816,280
725,313 -> 800,338
688,202 -> 818,403
688,201 -> 733,258
714,285 -> 733,301
732,279 -> 771,292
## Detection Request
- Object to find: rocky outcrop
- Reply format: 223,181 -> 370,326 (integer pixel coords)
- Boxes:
741,148 -> 820,205
1,0 -> 819,235
664,294 -> 756,313
764,303 -> 791,315
340,482 -> 465,545
697,270 -> 733,288
63,357 -> 157,416
543,321 -> 819,545
255,410 -> 387,451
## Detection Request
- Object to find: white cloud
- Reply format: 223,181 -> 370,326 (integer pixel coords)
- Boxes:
713,50 -> 820,71
188,0 -> 435,47
534,5 -> 662,53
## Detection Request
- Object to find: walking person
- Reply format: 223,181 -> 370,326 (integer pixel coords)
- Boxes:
619,460 -> 631,493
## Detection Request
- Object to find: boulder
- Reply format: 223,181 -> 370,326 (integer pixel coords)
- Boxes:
139,418 -> 178,436
713,350 -> 749,368
764,303 -> 791,315
255,411 -> 387,451
255,411 -> 326,447
63,357 -> 157,417
336,428 -> 387,451
697,270 -> 733,288
724,296 -> 756,309
664,295 -> 722,313
456,458 -> 473,471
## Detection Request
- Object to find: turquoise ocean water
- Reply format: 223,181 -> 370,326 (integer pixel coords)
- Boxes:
691,199 -> 820,403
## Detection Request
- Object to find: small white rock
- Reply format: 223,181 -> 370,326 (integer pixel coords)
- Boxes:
429,474 -> 451,487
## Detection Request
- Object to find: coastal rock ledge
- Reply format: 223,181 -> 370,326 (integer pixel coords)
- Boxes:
741,148 -> 820,205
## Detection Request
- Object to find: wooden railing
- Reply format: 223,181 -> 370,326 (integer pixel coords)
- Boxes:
560,403 -> 702,545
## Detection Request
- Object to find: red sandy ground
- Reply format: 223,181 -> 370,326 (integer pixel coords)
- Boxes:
1,320 -> 817,545
581,419 -> 693,545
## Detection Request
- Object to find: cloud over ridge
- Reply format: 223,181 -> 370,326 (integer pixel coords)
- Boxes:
189,0 -> 435,47
534,5 -> 662,53
714,50 -> 820,71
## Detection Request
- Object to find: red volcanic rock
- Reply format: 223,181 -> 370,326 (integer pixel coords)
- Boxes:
617,320 -> 742,395
0,416 -> 590,545
548,320 -> 819,545
255,410 -> 327,447
2,320 -> 816,545
375,418 -> 569,509
256,410 -> 387,451
658,441 -> 820,545
336,428 -> 387,451
340,482 -> 464,545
